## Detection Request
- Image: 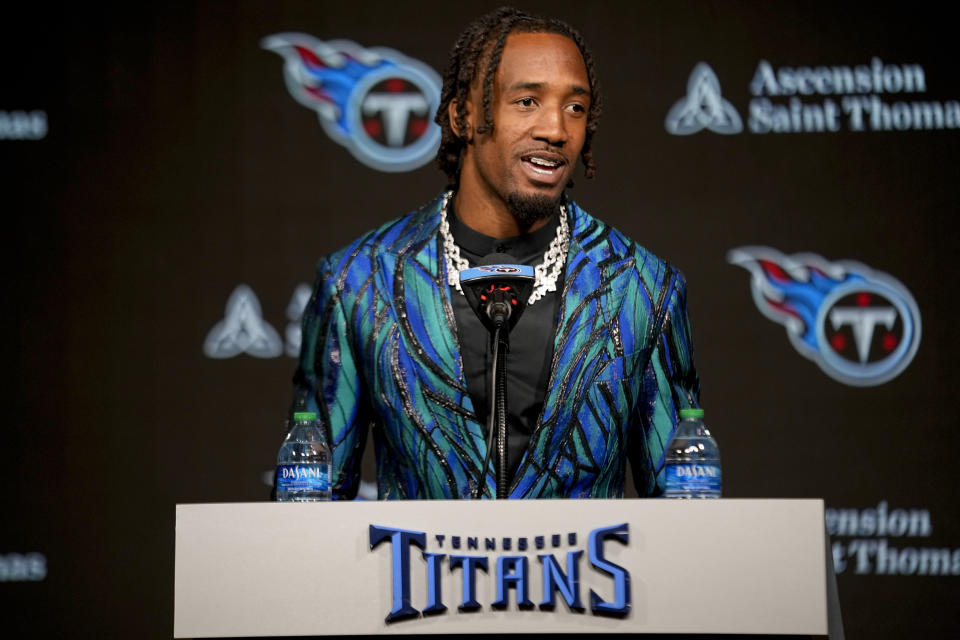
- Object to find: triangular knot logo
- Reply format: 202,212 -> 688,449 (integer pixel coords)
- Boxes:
203,285 -> 283,359
665,63 -> 743,135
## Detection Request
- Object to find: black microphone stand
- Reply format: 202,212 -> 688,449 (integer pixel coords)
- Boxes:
460,258 -> 534,500
486,291 -> 512,499
494,328 -> 509,499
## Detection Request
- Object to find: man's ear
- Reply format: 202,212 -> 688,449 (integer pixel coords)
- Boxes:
449,98 -> 474,142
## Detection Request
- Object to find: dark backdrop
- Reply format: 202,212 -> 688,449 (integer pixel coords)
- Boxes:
2,2 -> 958,637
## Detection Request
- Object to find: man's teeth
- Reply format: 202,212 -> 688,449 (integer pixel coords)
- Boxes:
528,157 -> 559,168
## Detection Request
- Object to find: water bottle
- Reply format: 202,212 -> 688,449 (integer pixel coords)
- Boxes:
663,408 -> 721,499
276,411 -> 332,501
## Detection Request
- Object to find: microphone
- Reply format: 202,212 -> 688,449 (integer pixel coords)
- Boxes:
458,253 -> 535,333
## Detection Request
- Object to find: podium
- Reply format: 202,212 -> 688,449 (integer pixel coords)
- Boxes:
175,499 -> 837,637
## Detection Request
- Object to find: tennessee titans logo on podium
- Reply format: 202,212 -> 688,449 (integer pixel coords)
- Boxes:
729,247 -> 921,387
262,33 -> 442,172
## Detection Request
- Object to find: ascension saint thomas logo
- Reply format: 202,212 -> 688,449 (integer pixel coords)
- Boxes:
665,63 -> 743,135
203,285 -> 283,359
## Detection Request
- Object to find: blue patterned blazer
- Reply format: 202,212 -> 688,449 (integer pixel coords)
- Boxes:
293,195 -> 700,499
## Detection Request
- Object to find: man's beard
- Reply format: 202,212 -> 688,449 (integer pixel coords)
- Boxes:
505,191 -> 561,228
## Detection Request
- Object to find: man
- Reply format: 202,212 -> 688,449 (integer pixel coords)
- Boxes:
292,7 -> 700,500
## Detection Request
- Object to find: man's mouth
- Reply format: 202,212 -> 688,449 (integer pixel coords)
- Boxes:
520,153 -> 566,181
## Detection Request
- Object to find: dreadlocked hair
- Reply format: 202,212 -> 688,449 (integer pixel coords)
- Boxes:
434,7 -> 602,185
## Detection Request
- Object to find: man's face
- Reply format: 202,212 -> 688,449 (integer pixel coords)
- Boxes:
461,32 -> 591,224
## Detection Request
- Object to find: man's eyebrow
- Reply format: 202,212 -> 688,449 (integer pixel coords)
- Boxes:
507,81 -> 545,91
506,81 -> 591,97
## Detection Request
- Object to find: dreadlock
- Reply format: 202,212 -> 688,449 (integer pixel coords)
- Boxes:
435,7 -> 602,185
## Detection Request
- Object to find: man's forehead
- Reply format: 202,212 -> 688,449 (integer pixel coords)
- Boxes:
492,31 -> 589,90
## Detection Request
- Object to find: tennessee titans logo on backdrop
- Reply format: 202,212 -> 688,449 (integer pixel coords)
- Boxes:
262,33 -> 442,172
728,247 -> 921,386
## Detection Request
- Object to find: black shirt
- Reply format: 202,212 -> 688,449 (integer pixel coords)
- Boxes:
447,206 -> 564,485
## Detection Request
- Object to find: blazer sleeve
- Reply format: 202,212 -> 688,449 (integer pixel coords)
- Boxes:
290,256 -> 370,500
629,269 -> 701,496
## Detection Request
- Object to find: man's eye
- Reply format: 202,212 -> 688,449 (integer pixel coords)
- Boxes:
569,103 -> 586,113
517,98 -> 536,107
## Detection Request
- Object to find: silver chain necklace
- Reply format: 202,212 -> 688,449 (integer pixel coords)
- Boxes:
439,190 -> 569,305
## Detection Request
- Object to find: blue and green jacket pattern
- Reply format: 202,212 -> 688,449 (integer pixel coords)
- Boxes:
293,195 -> 700,499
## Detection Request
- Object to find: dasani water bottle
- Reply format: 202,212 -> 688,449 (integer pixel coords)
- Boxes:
276,411 -> 332,501
664,408 -> 721,499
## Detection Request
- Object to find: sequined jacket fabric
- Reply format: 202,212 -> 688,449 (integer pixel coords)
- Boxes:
293,195 -> 700,499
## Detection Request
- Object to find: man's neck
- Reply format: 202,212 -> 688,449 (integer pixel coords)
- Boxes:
452,174 -> 551,238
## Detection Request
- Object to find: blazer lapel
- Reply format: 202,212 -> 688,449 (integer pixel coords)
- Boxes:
390,199 -> 489,494
511,202 -> 635,497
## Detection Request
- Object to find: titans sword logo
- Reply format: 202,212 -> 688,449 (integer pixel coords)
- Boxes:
729,247 -> 921,387
262,33 -> 442,172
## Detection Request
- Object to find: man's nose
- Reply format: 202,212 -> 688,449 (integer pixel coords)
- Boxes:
532,107 -> 568,146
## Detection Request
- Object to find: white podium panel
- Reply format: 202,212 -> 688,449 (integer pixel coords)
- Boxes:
174,499 -> 827,637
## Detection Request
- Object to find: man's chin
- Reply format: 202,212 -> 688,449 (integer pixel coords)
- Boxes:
505,190 -> 562,228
